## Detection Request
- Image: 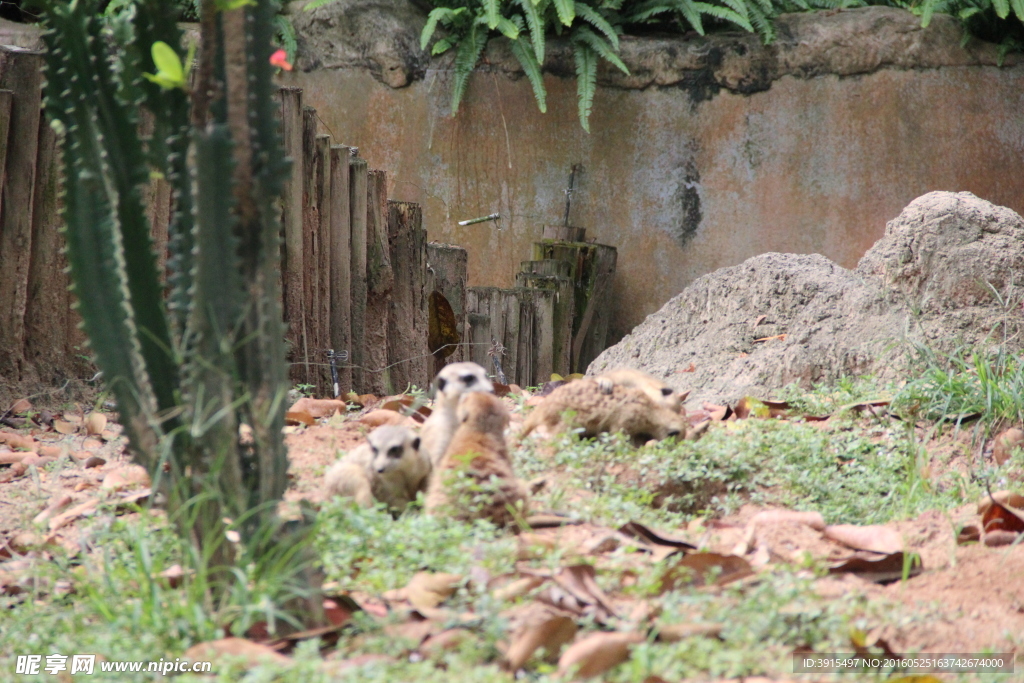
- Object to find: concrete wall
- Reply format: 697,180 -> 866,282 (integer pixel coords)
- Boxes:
283,6 -> 1024,343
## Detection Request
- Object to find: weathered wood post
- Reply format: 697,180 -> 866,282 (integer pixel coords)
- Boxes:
387,201 -> 429,391
277,86 -> 306,385
301,106 -> 321,391
364,169 -> 393,395
426,243 -> 468,372
329,145 -> 353,396
349,156 -> 368,392
313,133 -> 333,395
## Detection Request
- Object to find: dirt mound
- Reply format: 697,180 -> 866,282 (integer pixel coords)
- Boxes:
589,192 -> 1024,403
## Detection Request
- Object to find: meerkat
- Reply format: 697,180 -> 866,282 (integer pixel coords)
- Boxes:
425,392 -> 528,527
420,362 -> 494,467
324,425 -> 431,514
521,378 -> 686,446
595,368 -> 684,413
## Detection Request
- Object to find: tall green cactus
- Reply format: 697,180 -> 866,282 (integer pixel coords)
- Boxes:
41,0 -> 298,609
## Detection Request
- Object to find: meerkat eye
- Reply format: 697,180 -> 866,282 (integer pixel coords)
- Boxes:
661,387 -> 674,396
461,374 -> 477,387
437,377 -> 447,391
388,446 -> 403,458
411,437 -> 421,451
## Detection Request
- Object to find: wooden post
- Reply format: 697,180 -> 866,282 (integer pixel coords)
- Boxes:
0,49 -> 43,380
277,86 -> 306,385
387,201 -> 429,392
313,133 -> 332,396
466,287 -> 523,385
521,259 -> 572,279
348,156 -> 368,393
542,225 -> 586,242
329,145 -> 352,396
301,106 -> 319,390
426,243 -> 468,370
525,287 -> 556,385
364,169 -> 393,395
516,271 -> 573,377
532,240 -> 617,373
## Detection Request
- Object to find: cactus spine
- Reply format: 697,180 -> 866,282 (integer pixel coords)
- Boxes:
41,0 -> 293,585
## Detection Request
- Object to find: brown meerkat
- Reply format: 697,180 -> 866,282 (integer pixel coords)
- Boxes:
595,368 -> 684,414
425,392 -> 528,527
420,362 -> 494,467
520,378 -> 686,446
324,425 -> 431,514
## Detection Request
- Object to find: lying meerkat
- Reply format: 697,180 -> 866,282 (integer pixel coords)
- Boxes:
420,362 -> 494,467
521,378 -> 686,446
324,425 -> 431,514
595,368 -> 683,413
425,392 -> 528,527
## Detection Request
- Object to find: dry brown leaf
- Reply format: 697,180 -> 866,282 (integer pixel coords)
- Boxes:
552,565 -> 617,621
525,514 -> 581,529
980,496 -> 1024,535
977,490 -> 1024,515
492,576 -> 547,602
618,521 -> 696,551
82,438 -> 103,450
284,410 -> 316,427
824,524 -> 904,554
288,398 -> 349,419
83,456 -> 106,469
556,631 -> 644,680
0,451 -> 25,465
749,509 -> 826,531
156,564 -> 189,588
658,553 -> 753,592
0,432 -> 36,450
0,462 -> 27,482
32,494 -> 73,526
52,420 -> 76,435
827,551 -> 922,583
37,445 -> 62,458
102,464 -> 151,491
504,604 -> 577,670
983,530 -> 1021,547
405,572 -> 462,610
993,428 -> 1024,466
48,498 -> 100,531
956,524 -> 981,545
383,619 -> 436,646
85,412 -> 107,436
20,453 -> 56,468
420,628 -> 474,654
8,398 -> 32,415
70,450 -> 93,461
359,409 -> 415,428
654,622 -> 723,643
183,638 -> 291,668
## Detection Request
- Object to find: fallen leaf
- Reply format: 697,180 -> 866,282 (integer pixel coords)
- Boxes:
0,452 -> 25,465
977,490 -> 1024,515
380,395 -> 416,412
676,363 -> 696,373
48,498 -> 100,531
20,453 -> 56,468
32,494 -> 73,525
85,412 -> 107,436
359,409 -> 414,428
994,428 -> 1024,465
0,432 -> 36,450
322,599 -> 354,627
53,420 -> 76,435
525,514 -> 582,528
37,445 -> 62,458
183,638 -> 291,668
82,438 -> 103,450
102,464 -> 151,491
421,628 -> 474,654
983,530 -> 1020,547
701,402 -> 732,421
492,575 -> 547,602
618,521 -> 696,550
156,564 -> 188,588
734,396 -> 772,419
0,462 -> 27,482
83,456 -> 106,469
980,496 -> 1024,534
405,572 -> 462,610
557,631 -> 644,680
493,383 -> 512,398
824,524 -> 904,554
749,509 -> 826,531
653,622 -> 723,642
8,398 -> 32,415
658,553 -> 753,592
504,604 -> 577,670
956,524 -> 981,545
287,397 -> 348,418
551,565 -> 617,621
752,333 -> 786,343
285,410 -> 315,427
827,551 -> 922,583
539,380 -> 567,397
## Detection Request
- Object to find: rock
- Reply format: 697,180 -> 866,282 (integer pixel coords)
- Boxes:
288,0 -> 428,87
589,192 -> 1024,404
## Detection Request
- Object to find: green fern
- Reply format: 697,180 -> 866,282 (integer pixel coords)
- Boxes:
517,0 -> 546,61
574,2 -> 620,47
553,0 -> 576,25
451,19 -> 489,115
274,14 -> 297,62
572,41 -> 597,131
509,32 -> 548,111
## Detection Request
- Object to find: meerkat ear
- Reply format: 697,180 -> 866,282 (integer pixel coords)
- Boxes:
437,377 -> 447,391
411,436 -> 421,451
661,387 -> 674,396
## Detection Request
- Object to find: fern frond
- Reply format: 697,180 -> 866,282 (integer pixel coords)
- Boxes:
496,16 -> 522,39
451,23 -> 488,115
919,0 -> 943,26
573,42 -> 597,132
694,1 -> 753,31
1011,0 -> 1024,22
675,0 -> 706,34
553,0 -> 576,26
574,2 -> 620,48
303,0 -> 336,11
273,15 -> 297,63
510,35 -> 548,112
432,37 -> 456,55
485,0 -> 501,29
992,0 -> 1011,17
622,0 -> 674,23
516,0 -> 546,61
747,1 -> 774,41
573,25 -> 629,73
422,7 -> 456,50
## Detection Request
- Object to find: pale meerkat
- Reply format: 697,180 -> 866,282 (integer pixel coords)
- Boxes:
324,425 -> 431,514
425,392 -> 528,527
595,368 -> 684,413
521,378 -> 686,446
420,362 -> 494,467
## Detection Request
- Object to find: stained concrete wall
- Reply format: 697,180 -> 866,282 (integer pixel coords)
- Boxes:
286,6 -> 1024,343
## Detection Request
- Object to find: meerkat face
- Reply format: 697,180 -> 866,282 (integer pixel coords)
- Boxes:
434,362 -> 493,402
367,426 -> 420,474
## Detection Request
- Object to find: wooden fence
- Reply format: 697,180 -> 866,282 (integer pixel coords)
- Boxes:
0,44 -> 616,399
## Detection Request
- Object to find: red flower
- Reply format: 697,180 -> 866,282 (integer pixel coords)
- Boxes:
270,49 -> 292,71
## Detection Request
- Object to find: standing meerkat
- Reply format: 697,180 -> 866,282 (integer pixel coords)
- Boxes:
426,392 -> 528,527
420,362 -> 494,466
595,368 -> 684,413
521,378 -> 686,446
324,425 -> 431,514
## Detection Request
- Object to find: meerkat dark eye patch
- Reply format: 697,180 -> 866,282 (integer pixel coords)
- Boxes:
461,374 -> 476,386
388,445 -> 403,458
661,387 -> 674,396
411,436 -> 421,451
437,377 -> 447,391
